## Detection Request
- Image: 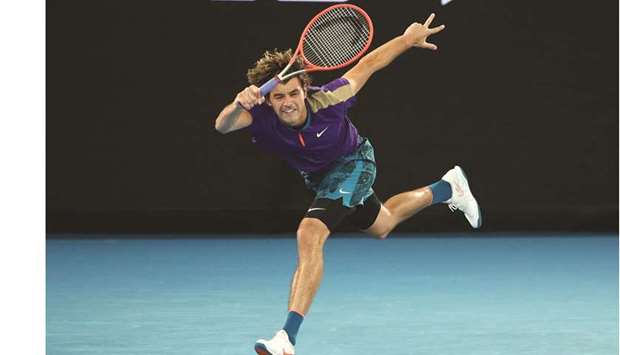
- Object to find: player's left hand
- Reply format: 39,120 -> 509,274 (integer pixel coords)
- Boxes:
402,13 -> 445,50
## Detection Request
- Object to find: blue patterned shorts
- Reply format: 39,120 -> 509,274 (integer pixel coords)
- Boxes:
301,138 -> 376,208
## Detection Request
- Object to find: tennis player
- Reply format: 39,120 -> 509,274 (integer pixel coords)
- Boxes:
215,14 -> 480,355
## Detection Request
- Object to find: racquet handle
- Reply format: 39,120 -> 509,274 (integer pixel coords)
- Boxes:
259,77 -> 282,97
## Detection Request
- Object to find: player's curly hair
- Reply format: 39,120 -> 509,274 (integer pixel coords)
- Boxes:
247,49 -> 312,88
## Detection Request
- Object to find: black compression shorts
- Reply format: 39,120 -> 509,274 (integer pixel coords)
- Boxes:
304,193 -> 382,232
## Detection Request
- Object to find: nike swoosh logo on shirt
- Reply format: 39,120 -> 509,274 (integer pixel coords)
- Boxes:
316,127 -> 329,138
307,207 -> 327,212
339,189 -> 352,194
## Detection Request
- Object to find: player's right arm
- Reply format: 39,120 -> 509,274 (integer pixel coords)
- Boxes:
214,85 -> 265,134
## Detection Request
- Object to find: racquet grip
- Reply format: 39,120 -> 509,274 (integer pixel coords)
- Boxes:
259,77 -> 282,97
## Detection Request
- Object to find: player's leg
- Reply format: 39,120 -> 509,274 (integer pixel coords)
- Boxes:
360,187 -> 434,239
288,217 -> 330,316
255,202 -> 352,355
353,165 -> 481,239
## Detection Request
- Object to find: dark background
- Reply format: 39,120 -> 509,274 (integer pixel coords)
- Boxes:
47,0 -> 618,234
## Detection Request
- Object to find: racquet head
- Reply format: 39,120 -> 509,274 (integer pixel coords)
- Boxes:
298,4 -> 374,73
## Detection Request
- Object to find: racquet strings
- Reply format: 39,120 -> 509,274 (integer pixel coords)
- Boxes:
302,7 -> 372,68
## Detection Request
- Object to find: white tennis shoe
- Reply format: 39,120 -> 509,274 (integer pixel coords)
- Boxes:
255,330 -> 295,355
441,165 -> 482,228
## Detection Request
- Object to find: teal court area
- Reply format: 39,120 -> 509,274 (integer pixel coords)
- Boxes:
47,235 -> 618,355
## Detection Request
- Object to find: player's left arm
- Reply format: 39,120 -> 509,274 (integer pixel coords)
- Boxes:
343,13 -> 445,95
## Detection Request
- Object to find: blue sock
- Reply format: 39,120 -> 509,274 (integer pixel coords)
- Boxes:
282,311 -> 304,345
429,179 -> 452,204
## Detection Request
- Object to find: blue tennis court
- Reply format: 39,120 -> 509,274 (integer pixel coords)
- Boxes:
47,234 -> 618,355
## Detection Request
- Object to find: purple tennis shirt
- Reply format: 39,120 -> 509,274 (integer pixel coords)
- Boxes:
248,78 -> 361,173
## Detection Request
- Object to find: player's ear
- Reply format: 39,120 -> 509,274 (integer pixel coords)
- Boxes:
265,94 -> 272,106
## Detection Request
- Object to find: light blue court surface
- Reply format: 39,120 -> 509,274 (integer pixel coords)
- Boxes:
47,235 -> 618,355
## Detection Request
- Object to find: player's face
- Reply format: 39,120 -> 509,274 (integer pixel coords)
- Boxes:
267,78 -> 308,127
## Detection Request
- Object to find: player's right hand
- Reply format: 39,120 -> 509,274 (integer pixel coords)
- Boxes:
235,85 -> 265,110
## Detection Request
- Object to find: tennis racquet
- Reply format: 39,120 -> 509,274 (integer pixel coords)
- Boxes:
258,4 -> 374,97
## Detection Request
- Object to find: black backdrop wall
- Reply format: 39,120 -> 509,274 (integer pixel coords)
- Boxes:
47,0 -> 618,234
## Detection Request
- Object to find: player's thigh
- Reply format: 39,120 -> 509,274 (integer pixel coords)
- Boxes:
345,192 -> 382,233
360,203 -> 395,239
303,198 -> 353,234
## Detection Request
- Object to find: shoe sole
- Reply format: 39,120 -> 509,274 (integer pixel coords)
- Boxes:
454,166 -> 482,228
254,343 -> 271,355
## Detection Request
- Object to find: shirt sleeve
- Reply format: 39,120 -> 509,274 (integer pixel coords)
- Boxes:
307,77 -> 357,113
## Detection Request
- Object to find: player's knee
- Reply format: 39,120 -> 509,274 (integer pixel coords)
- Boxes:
296,228 -> 325,251
296,219 -> 329,255
369,225 -> 392,240
363,208 -> 396,240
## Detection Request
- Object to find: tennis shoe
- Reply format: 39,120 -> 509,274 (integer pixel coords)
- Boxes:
441,165 -> 482,228
254,330 -> 295,355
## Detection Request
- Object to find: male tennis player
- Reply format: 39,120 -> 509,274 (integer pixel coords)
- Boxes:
215,14 -> 480,355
